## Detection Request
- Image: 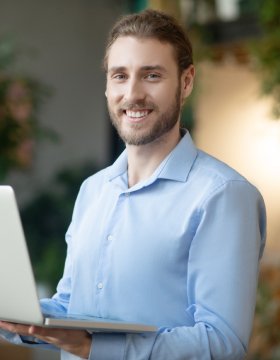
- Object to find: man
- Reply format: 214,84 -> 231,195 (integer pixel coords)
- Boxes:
0,9 -> 266,360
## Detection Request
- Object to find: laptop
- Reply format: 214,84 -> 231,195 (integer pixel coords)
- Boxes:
0,186 -> 157,333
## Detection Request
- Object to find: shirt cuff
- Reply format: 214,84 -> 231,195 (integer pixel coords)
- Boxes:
0,328 -> 58,352
0,329 -> 23,345
89,333 -> 126,360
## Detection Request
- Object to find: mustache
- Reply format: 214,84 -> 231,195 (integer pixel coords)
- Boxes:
120,101 -> 157,111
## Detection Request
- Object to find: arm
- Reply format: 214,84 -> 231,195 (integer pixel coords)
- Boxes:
89,180 -> 266,360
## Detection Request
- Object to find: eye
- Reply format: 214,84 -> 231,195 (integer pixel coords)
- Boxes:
145,73 -> 161,80
112,73 -> 127,81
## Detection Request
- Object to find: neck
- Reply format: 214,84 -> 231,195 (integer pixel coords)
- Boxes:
126,125 -> 181,188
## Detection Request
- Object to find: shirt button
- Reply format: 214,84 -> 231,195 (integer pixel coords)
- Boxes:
97,282 -> 103,289
125,192 -> 130,197
107,235 -> 114,242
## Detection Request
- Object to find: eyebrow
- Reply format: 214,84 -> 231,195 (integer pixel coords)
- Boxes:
141,65 -> 167,73
107,65 -> 167,74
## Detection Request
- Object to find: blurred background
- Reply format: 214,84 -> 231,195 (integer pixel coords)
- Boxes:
0,0 -> 279,359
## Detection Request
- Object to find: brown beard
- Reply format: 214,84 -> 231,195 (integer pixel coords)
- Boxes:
108,85 -> 182,146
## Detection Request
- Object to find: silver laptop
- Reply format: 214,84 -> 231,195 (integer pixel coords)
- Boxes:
0,186 -> 156,333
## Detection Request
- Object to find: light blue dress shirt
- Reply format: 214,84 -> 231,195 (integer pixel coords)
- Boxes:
0,131 -> 266,359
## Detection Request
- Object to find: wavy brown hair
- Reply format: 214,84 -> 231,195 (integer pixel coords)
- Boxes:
103,9 -> 193,75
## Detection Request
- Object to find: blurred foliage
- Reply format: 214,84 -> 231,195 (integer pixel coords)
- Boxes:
21,163 -> 100,292
249,0 -> 280,118
248,264 -> 280,359
0,36 -> 18,70
0,36 -> 56,181
187,0 -> 280,118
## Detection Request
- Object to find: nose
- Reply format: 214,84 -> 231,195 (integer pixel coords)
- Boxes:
124,77 -> 146,104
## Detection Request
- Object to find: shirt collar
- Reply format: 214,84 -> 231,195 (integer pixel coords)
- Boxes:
157,130 -> 198,182
107,129 -> 198,184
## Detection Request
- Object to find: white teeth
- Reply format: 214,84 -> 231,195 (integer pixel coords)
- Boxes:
126,110 -> 149,118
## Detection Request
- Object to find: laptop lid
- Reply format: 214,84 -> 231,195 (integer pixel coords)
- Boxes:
0,186 -> 156,333
0,185 -> 44,325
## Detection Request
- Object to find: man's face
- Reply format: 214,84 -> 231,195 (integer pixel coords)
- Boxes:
105,36 -> 185,146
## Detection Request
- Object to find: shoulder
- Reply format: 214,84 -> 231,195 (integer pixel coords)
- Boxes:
71,166 -> 112,210
189,149 -> 263,205
82,166 -> 111,189
81,165 -> 112,192
194,150 -> 247,183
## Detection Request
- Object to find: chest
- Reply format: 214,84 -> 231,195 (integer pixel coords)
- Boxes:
72,181 -> 200,276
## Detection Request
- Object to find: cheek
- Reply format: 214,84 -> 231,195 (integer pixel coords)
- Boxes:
106,86 -> 124,104
152,88 -> 176,108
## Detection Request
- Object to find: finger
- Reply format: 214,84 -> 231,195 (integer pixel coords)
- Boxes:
28,327 -> 89,347
29,327 -> 83,339
28,326 -> 69,345
27,328 -> 91,358
0,321 -> 32,336
29,326 -> 63,338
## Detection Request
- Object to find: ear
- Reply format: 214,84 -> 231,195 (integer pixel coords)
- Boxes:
180,65 -> 195,103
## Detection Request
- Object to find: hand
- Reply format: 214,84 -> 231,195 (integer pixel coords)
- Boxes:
0,321 -> 91,359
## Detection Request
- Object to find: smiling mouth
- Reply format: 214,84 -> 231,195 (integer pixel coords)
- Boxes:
124,109 -> 152,119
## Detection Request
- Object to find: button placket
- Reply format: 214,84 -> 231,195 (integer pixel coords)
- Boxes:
94,191 -> 127,304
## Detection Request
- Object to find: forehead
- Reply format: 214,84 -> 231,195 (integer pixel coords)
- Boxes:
107,36 -> 177,72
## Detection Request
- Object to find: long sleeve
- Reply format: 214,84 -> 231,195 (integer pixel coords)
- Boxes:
89,180 -> 266,360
